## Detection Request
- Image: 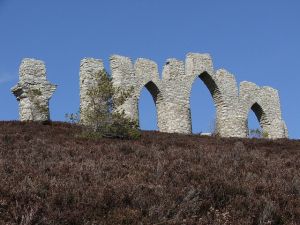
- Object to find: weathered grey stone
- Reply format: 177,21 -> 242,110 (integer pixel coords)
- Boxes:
79,53 -> 288,139
11,59 -> 56,121
110,55 -> 165,128
79,58 -> 104,124
238,82 -> 288,138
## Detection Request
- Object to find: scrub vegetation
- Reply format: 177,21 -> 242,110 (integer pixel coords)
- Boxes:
0,122 -> 299,225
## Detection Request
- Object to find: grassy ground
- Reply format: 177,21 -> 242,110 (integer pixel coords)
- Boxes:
0,121 -> 299,225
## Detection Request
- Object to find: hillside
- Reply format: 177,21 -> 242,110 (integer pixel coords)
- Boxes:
0,122 -> 299,225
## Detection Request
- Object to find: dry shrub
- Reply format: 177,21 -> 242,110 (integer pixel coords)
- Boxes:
75,69 -> 141,140
0,122 -> 299,224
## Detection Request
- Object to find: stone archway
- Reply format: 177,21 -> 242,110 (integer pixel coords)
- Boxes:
239,82 -> 287,139
248,102 -> 270,137
110,55 -> 165,130
138,81 -> 162,130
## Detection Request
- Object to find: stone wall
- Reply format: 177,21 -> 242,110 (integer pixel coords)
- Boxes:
11,59 -> 56,122
108,53 -> 288,139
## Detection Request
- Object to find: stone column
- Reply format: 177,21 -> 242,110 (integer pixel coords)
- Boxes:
79,58 -> 104,124
11,58 -> 57,121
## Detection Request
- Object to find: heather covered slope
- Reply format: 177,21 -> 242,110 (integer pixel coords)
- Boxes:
0,122 -> 299,225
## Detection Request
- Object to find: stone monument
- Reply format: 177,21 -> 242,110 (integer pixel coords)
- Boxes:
11,58 -> 57,121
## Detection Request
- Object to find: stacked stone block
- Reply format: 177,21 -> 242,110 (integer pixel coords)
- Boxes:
11,59 -> 56,121
79,58 -> 104,124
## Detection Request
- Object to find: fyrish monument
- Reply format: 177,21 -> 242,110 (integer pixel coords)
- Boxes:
12,53 -> 288,139
11,59 -> 57,121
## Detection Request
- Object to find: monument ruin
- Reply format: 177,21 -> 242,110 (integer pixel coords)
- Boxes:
11,58 -> 57,122
11,53 -> 288,139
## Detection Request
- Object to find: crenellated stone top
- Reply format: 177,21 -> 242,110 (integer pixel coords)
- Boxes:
18,58 -> 47,83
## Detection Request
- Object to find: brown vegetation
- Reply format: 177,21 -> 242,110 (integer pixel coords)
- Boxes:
0,121 -> 299,225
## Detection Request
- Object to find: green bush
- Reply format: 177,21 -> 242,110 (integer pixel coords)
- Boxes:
67,69 -> 140,139
249,128 -> 269,138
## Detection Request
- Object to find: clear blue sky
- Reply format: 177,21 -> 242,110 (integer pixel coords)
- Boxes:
0,0 -> 299,138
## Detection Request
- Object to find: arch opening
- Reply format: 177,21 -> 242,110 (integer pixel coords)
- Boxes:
144,81 -> 160,103
199,72 -> 222,106
248,102 -> 270,138
190,72 -> 220,135
138,81 -> 160,131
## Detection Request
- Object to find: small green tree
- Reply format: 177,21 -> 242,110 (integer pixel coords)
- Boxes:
67,69 -> 140,139
249,128 -> 269,138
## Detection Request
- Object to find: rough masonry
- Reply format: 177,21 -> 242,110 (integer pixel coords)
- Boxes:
79,58 -> 104,124
80,53 -> 288,139
14,54 -> 287,139
11,58 -> 57,121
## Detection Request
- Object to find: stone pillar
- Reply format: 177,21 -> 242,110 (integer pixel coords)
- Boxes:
110,55 -> 137,120
79,58 -> 104,124
160,58 -> 191,134
11,58 -> 57,121
216,116 -> 247,138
